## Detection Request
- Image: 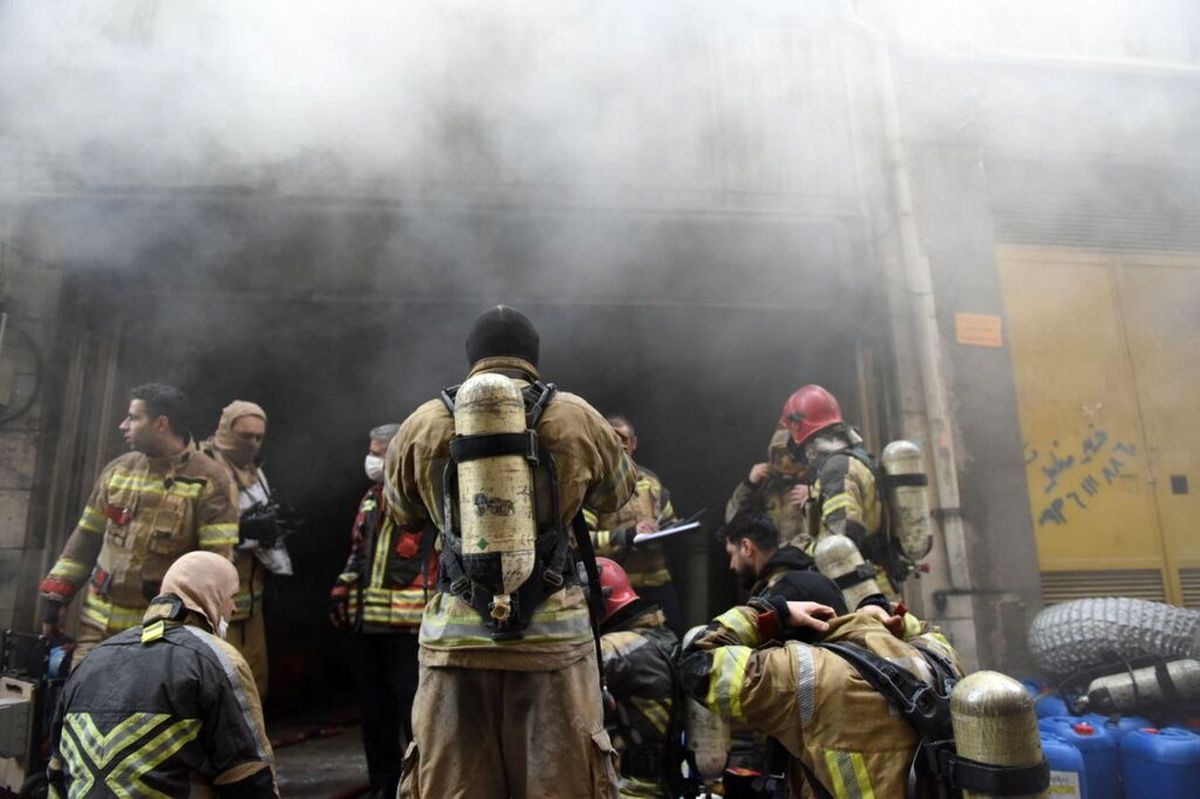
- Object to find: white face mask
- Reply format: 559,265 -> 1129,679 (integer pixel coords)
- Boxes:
364,453 -> 385,483
217,618 -> 229,640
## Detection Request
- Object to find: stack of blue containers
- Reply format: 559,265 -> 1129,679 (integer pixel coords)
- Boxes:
1040,731 -> 1086,798
1039,718 -> 1120,799
1119,727 -> 1200,799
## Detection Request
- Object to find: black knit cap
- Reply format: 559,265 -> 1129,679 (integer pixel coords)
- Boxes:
466,305 -> 539,367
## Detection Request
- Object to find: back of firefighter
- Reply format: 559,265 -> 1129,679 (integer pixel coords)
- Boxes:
200,400 -> 282,700
596,557 -> 680,799
725,429 -> 811,551
678,594 -> 960,799
385,305 -> 636,799
39,383 -> 239,666
587,415 -> 683,633
779,385 -> 899,602
329,423 -> 436,799
48,551 -> 277,798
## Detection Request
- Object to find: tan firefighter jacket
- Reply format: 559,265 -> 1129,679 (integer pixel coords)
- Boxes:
40,443 -> 239,635
586,464 -> 676,589
726,429 -> 810,549
680,604 -> 960,799
383,355 -> 636,671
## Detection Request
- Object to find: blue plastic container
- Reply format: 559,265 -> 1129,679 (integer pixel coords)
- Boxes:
1039,717 -> 1120,799
1082,713 -> 1154,747
1022,678 -> 1046,697
1036,693 -> 1071,719
1042,731 -> 1087,798
1120,727 -> 1200,799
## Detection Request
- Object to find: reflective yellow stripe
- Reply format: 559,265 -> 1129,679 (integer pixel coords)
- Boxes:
582,508 -> 599,528
419,591 -> 592,648
370,517 -> 394,589
197,523 -> 239,548
81,590 -> 145,633
822,494 -> 859,517
79,507 -> 105,534
49,558 -> 90,581
107,473 -> 203,499
705,646 -> 750,722
141,621 -> 166,644
631,696 -> 671,734
823,751 -> 875,799
107,717 -> 201,796
714,607 -> 760,647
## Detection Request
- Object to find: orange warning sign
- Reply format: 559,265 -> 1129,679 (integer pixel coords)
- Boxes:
955,313 -> 1003,348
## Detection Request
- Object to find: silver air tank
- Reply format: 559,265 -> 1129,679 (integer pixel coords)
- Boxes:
880,440 -> 933,561
951,671 -> 1048,799
453,373 -> 537,624
1083,659 -> 1200,716
814,534 -> 880,610
681,626 -> 731,791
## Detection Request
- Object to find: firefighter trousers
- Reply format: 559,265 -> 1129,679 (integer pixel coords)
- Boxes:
399,650 -> 619,798
226,612 -> 269,700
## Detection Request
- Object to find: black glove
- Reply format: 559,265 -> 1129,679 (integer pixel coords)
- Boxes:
620,527 -> 639,549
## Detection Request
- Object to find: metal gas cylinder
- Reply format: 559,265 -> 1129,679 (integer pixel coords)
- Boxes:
951,671 -> 1048,798
1084,659 -> 1200,716
814,533 -> 880,609
880,440 -> 933,561
453,372 -> 537,623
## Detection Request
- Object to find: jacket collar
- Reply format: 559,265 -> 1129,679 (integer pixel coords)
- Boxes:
468,356 -> 540,381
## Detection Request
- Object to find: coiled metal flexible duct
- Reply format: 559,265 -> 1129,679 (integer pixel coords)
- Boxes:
1028,597 -> 1200,680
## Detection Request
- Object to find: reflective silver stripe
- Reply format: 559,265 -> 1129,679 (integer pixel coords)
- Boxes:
178,626 -> 269,760
794,643 -> 816,727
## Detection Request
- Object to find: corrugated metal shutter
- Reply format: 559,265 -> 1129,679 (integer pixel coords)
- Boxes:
1041,569 -> 1166,606
1179,568 -> 1200,609
989,158 -> 1200,252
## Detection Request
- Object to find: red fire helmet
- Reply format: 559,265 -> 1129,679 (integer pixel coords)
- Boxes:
779,384 -> 844,446
597,557 -> 639,622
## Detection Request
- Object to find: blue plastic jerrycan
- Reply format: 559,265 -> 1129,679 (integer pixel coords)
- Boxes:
1039,717 -> 1120,799
1042,731 -> 1087,798
1120,727 -> 1200,799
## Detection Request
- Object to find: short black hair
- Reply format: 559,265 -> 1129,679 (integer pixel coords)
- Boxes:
718,510 -> 780,552
607,415 -> 634,437
130,383 -> 189,436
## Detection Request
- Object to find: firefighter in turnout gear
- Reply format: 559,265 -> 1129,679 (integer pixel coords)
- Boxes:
678,594 -> 961,799
779,385 -> 900,603
586,415 -> 683,633
39,384 -> 239,666
596,557 -> 680,799
725,429 -> 811,551
386,305 -> 636,799
330,423 -> 436,799
48,551 -> 277,798
201,400 -> 287,700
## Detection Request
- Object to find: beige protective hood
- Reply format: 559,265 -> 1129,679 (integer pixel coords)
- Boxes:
159,551 -> 239,632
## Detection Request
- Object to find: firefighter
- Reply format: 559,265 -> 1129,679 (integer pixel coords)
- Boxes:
725,429 -> 810,550
678,593 -> 960,798
201,400 -> 291,700
48,550 -> 277,797
386,305 -> 636,799
39,383 -> 239,666
329,423 -> 436,799
718,510 -> 836,606
586,415 -> 683,633
779,385 -> 900,601
596,557 -> 680,799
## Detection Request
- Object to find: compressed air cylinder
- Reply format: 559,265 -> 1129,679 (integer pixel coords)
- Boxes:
814,534 -> 880,610
1084,659 -> 1200,716
681,626 -> 732,784
951,671 -> 1048,799
880,440 -> 933,561
453,373 -> 536,623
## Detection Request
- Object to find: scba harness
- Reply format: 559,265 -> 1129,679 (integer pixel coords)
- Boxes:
437,378 -> 602,638
804,641 -> 1050,799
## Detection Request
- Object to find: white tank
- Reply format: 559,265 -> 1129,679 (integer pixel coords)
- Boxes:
881,440 -> 933,561
681,625 -> 731,785
951,671 -> 1047,799
453,373 -> 537,623
814,534 -> 880,610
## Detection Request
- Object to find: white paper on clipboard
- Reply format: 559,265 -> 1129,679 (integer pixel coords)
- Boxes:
633,520 -> 701,544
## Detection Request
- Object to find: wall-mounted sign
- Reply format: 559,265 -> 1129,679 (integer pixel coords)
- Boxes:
955,312 -> 1004,348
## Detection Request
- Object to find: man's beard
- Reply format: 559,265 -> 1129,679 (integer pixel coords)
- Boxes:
736,564 -> 758,590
